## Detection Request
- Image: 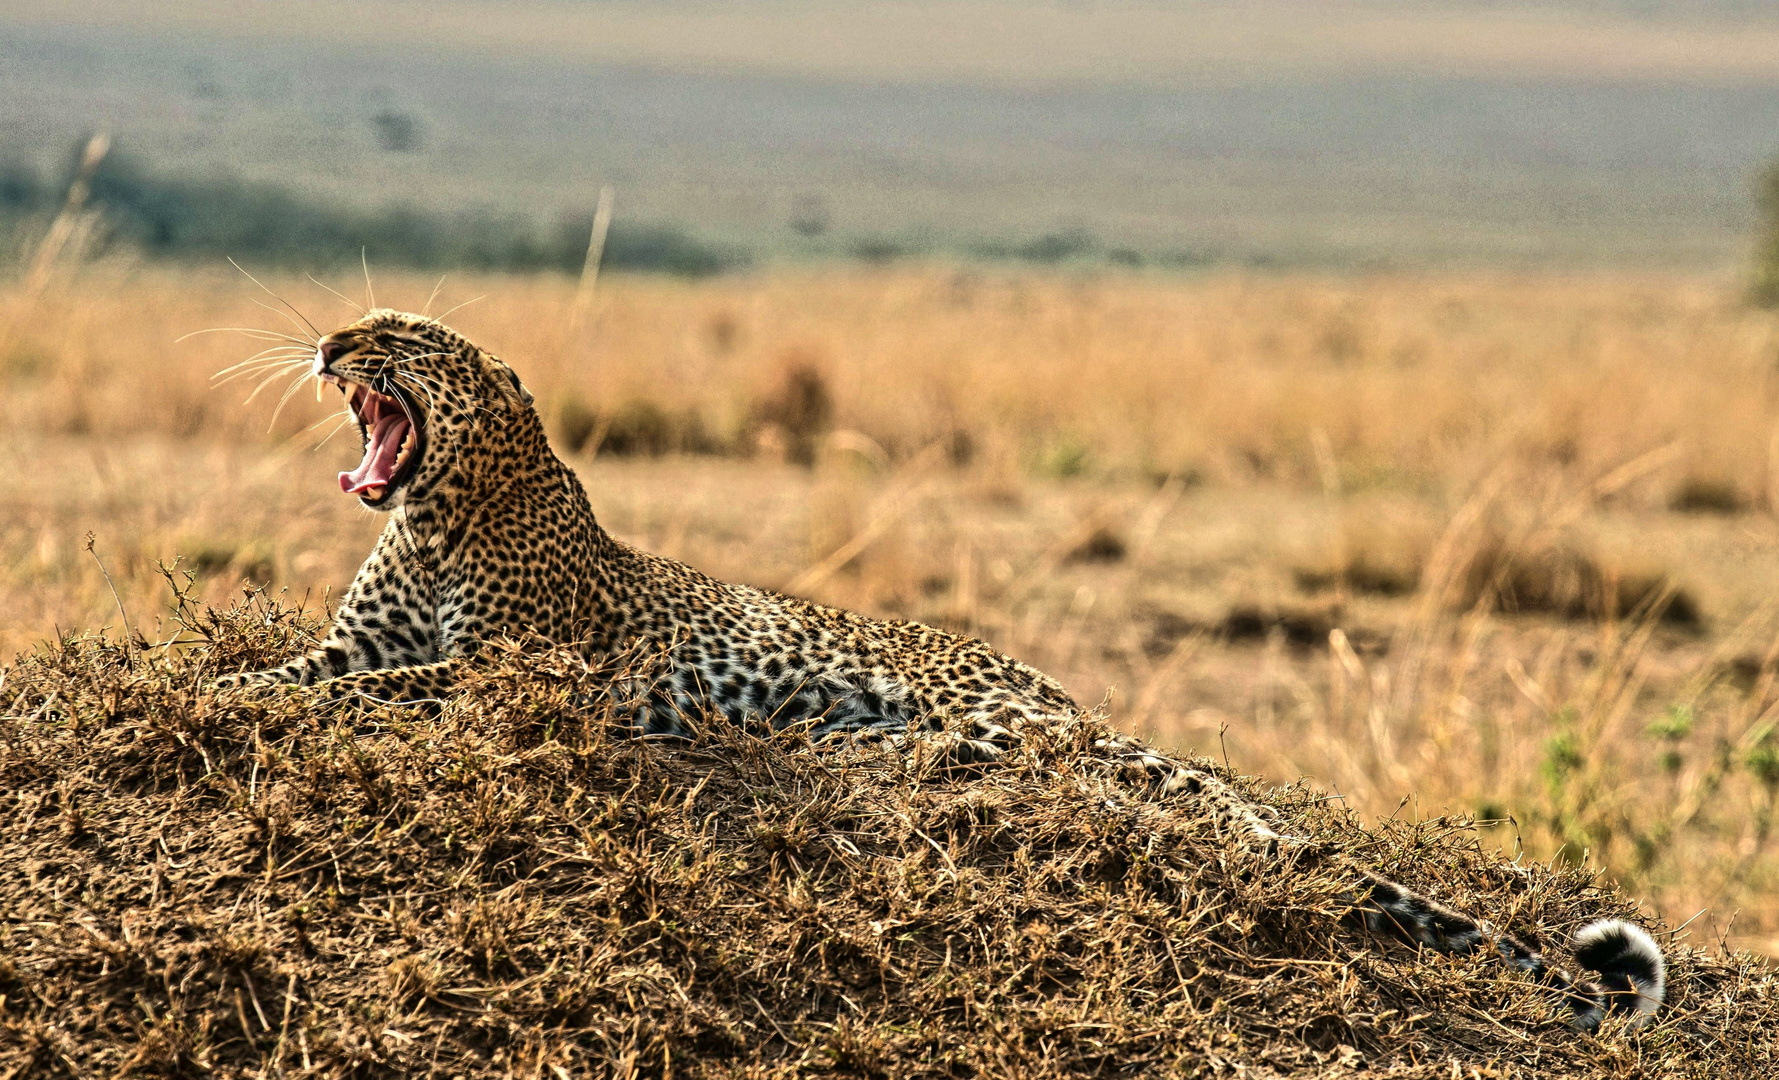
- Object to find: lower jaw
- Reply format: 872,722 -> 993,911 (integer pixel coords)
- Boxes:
355,443 -> 424,507
359,477 -> 406,507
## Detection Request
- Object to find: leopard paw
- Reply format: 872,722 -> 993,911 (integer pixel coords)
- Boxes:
898,719 -> 1015,773
1096,737 -> 1196,792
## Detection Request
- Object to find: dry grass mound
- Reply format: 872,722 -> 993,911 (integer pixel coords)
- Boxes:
2,598 -> 1776,1079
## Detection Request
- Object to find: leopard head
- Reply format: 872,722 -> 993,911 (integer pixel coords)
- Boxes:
309,309 -> 539,511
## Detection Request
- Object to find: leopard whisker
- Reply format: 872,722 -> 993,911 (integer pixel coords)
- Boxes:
389,354 -> 451,383
310,411 -> 356,451
249,297 -> 321,346
213,358 -> 311,386
390,372 -> 441,415
266,369 -> 319,431
177,326 -> 313,348
410,371 -> 449,401
212,346 -> 312,382
216,360 -> 311,390
231,354 -> 311,382
301,405 -> 355,435
307,274 -> 366,316
361,248 -> 377,311
228,257 -> 321,341
216,351 -> 310,374
383,354 -> 451,401
435,295 -> 486,320
217,343 -> 311,366
420,275 -> 448,318
215,353 -> 312,374
395,365 -> 473,421
389,366 -> 438,397
240,361 -> 313,405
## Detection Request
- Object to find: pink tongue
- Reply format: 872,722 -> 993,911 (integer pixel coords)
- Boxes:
340,412 -> 411,494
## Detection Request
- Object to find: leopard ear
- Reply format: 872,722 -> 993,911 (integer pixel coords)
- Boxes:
485,358 -> 534,407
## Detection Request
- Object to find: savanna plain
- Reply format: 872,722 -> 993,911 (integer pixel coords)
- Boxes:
7,261 -> 1779,963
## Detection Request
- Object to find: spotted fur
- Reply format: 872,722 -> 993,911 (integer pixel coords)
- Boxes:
217,309 -> 1665,1033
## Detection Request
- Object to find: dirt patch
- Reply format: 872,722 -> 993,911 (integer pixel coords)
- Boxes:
1,597 -> 1774,1078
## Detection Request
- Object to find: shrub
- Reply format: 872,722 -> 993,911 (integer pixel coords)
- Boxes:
2,147 -> 750,276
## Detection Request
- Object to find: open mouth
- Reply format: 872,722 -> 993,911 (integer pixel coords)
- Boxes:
329,378 -> 423,504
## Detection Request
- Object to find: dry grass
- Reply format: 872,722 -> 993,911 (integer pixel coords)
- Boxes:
3,600 -> 1776,1078
8,265 -> 1777,497
5,263 -> 1779,965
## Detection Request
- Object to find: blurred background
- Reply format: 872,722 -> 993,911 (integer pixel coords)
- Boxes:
8,0 -> 1779,272
8,0 -> 1779,952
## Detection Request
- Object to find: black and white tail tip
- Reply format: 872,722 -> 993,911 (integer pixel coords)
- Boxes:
1570,919 -> 1666,1032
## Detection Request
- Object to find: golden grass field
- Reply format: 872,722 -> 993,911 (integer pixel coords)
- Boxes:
6,262 -> 1779,957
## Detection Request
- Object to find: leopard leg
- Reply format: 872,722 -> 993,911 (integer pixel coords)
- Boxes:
211,516 -> 440,692
213,647 -> 348,689
316,660 -> 458,706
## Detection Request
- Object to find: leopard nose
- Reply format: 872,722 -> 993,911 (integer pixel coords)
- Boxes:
313,338 -> 351,376
317,339 -> 351,366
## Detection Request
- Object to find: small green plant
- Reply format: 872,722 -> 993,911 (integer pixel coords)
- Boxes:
1646,703 -> 1695,774
1539,709 -> 1584,797
1747,731 -> 1779,789
1038,435 -> 1092,479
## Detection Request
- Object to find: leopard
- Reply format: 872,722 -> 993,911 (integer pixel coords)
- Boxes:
215,308 -> 1666,1034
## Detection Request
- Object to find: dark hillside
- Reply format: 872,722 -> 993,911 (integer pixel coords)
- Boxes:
1,593 -> 1774,1078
